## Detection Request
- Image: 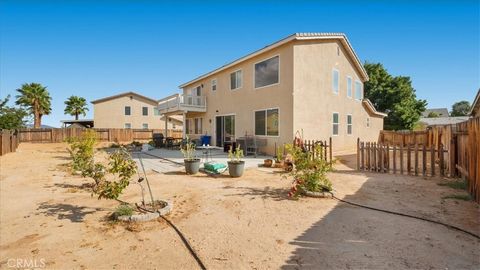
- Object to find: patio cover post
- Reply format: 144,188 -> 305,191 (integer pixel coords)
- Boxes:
164,115 -> 168,137
182,111 -> 186,139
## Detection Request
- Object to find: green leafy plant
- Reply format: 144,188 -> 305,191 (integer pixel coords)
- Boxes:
114,204 -> 134,217
228,144 -> 244,163
67,129 -> 97,175
284,142 -> 332,198
93,148 -> 137,200
180,137 -> 197,161
275,145 -> 283,162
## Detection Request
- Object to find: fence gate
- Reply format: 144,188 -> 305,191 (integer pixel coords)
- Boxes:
356,138 -> 447,177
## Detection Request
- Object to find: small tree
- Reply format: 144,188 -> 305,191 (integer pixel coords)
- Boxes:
451,101 -> 471,116
64,96 -> 89,120
0,95 -> 28,129
15,83 -> 52,128
427,112 -> 439,118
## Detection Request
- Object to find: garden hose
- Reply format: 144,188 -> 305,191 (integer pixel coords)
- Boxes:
328,192 -> 480,240
133,151 -> 207,270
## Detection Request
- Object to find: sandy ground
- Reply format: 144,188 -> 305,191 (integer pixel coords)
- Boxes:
0,143 -> 479,269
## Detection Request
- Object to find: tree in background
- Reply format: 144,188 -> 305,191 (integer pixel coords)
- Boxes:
15,83 -> 52,128
64,95 -> 89,120
0,95 -> 28,129
363,62 -> 427,130
450,101 -> 471,116
427,112 -> 439,118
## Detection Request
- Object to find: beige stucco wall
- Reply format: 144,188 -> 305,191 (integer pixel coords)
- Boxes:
93,95 -> 179,130
181,43 -> 295,154
292,39 -> 383,152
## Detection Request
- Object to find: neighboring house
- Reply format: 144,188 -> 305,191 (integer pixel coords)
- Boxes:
418,116 -> 470,127
92,92 -> 182,130
422,108 -> 449,117
469,89 -> 480,117
158,33 -> 386,154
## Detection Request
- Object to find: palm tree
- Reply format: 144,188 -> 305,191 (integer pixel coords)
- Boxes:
64,95 -> 88,120
15,83 -> 52,128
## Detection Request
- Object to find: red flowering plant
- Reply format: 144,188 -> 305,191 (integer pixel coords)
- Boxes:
284,137 -> 333,198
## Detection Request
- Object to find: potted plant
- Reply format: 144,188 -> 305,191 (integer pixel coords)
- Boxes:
274,145 -> 284,168
264,158 -> 273,167
181,137 -> 200,174
228,144 -> 245,177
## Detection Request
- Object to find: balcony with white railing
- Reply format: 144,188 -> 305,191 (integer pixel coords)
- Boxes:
158,93 -> 207,114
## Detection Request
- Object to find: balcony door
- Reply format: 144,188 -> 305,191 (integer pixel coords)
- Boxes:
215,115 -> 235,147
186,86 -> 202,106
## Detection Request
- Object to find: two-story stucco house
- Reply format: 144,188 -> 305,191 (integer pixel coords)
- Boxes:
92,91 -> 182,130
158,33 -> 386,154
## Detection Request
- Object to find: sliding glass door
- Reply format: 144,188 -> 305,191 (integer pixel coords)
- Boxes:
215,115 -> 235,146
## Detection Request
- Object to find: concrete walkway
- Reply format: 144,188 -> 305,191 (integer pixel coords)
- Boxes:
133,148 -> 269,173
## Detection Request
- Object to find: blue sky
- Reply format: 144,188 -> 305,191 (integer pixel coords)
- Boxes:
1,0 -> 479,127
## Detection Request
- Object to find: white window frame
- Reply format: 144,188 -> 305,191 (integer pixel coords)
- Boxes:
211,78 -> 217,91
254,107 -> 280,137
186,118 -> 202,135
347,114 -> 352,135
332,68 -> 339,95
153,107 -> 160,116
125,106 -> 131,116
194,118 -> 203,134
142,106 -> 148,116
125,123 -> 131,129
253,54 -> 280,90
230,69 -> 243,90
355,80 -> 363,101
332,112 -> 339,136
142,123 -> 149,130
347,76 -> 352,99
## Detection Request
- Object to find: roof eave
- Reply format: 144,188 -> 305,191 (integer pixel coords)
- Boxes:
178,33 -> 368,89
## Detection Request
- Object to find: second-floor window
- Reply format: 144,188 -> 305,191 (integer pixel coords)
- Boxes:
255,55 -> 279,88
355,81 -> 363,100
142,107 -> 148,116
153,107 -> 160,116
332,113 -> 339,135
347,77 -> 352,98
230,70 -> 242,90
211,79 -> 217,91
125,106 -> 131,115
332,69 -> 339,94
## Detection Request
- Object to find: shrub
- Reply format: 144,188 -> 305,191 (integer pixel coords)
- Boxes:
284,143 -> 332,197
67,129 -> 97,175
91,147 -> 137,200
180,137 -> 197,161
228,144 -> 244,163
114,204 -> 134,217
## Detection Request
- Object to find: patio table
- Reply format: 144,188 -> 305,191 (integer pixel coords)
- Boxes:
197,145 -> 222,162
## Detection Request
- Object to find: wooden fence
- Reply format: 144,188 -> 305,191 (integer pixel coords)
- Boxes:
379,126 -> 453,149
453,118 -> 479,203
18,128 -> 182,143
293,138 -> 333,164
357,139 -> 446,177
374,117 -> 480,203
0,130 -> 20,156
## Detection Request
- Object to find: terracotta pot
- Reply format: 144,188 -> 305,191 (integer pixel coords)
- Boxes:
264,159 -> 273,167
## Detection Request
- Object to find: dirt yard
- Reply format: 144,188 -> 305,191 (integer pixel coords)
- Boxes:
1,143 -> 479,269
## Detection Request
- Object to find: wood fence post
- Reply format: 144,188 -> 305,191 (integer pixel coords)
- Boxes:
361,142 -> 365,170
439,144 -> 444,176
431,144 -> 435,176
393,145 -> 397,174
400,144 -> 404,174
386,144 -> 390,173
407,144 -> 411,175
356,138 -> 360,170
329,137 -> 332,165
414,144 -> 419,176
423,144 -> 427,176
449,136 -> 456,177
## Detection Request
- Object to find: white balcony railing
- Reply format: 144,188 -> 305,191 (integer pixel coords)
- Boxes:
158,93 -> 207,113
